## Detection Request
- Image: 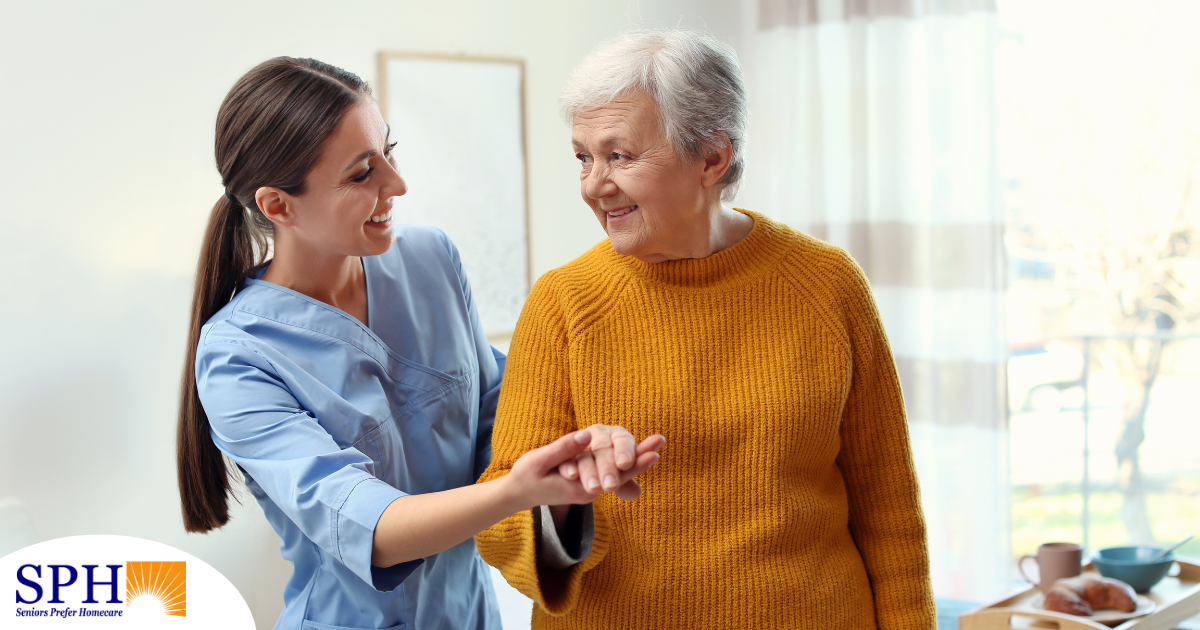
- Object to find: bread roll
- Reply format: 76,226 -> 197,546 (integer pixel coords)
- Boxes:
1044,576 -> 1137,616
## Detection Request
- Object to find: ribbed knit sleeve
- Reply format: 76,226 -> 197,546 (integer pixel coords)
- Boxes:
474,272 -> 611,615
828,252 -> 937,630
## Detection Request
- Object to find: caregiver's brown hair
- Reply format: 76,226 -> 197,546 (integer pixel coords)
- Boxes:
177,57 -> 370,532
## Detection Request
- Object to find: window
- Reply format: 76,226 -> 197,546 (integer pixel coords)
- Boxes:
999,0 -> 1200,566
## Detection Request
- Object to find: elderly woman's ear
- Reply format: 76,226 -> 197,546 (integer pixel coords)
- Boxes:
700,132 -> 734,189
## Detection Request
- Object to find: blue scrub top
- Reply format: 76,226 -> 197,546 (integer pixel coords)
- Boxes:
196,225 -> 504,630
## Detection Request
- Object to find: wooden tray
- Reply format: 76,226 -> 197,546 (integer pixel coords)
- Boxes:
960,558 -> 1200,630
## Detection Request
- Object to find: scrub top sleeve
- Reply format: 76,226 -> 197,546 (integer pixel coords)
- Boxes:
196,340 -> 417,591
475,347 -> 505,481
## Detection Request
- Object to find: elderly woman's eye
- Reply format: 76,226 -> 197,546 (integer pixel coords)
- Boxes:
611,152 -> 628,161
576,153 -> 592,164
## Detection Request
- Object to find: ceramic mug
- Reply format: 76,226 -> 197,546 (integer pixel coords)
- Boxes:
1019,542 -> 1084,593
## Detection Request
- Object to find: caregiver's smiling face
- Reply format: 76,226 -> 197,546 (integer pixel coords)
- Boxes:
571,92 -> 710,264
272,98 -> 408,258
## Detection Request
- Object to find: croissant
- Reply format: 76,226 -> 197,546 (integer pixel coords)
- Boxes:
1044,576 -> 1137,616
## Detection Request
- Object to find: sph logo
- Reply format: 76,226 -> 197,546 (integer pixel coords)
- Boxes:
2,535 -> 252,627
15,561 -> 185,617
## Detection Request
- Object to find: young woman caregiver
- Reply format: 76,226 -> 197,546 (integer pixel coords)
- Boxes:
175,57 -> 664,630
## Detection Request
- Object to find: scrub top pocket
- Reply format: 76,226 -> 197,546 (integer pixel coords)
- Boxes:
375,372 -> 477,493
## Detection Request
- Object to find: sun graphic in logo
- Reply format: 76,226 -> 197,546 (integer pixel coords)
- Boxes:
125,561 -> 186,617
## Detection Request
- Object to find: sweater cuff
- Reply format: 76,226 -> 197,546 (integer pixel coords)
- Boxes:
534,504 -> 594,569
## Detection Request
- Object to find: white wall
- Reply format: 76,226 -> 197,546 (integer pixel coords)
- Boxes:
0,1 -> 744,627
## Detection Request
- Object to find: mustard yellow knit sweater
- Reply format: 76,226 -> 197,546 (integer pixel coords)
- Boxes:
476,210 -> 935,629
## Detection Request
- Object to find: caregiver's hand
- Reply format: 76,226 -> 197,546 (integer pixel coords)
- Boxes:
373,430 -> 607,567
504,430 -> 608,509
559,425 -> 666,495
547,430 -> 664,532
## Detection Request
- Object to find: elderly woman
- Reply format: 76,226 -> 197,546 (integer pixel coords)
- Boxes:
476,29 -> 935,629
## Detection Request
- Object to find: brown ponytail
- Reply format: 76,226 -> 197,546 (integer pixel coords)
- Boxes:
177,57 -> 370,532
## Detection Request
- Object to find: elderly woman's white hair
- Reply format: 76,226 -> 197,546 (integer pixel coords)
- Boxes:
560,29 -> 748,202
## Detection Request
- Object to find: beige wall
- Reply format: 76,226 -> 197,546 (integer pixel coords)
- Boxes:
0,1 -> 744,627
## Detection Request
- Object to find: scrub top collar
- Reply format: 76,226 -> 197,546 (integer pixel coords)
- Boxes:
242,256 -> 402,367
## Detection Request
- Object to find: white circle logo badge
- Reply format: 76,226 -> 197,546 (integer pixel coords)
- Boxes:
2,535 -> 253,628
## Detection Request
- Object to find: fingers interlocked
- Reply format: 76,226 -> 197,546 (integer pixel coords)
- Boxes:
558,424 -> 665,498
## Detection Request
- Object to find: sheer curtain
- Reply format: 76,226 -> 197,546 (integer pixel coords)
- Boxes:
739,0 -> 1009,600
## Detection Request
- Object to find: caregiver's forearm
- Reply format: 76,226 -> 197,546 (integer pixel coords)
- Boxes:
371,477 -> 526,568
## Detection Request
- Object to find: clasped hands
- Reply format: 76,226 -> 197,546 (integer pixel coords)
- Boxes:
507,425 -> 666,518
560,425 -> 666,501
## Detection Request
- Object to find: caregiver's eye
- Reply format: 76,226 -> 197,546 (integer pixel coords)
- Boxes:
351,167 -> 372,183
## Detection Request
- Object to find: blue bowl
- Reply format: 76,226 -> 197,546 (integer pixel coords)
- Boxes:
1093,546 -> 1176,593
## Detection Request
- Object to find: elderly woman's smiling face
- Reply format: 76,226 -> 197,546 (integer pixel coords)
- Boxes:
572,92 -> 722,263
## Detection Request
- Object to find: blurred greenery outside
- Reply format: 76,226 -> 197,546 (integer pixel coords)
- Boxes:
1012,488 -> 1200,561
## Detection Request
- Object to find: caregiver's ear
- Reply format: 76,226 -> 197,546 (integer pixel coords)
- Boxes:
255,186 -> 296,227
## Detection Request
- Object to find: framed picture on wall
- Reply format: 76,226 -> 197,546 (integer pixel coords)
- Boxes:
377,52 -> 531,340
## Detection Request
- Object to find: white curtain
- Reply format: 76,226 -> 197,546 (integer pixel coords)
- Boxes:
739,0 -> 1010,601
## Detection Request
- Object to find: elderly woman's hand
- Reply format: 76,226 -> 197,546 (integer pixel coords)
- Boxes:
558,425 -> 666,496
549,427 -> 665,532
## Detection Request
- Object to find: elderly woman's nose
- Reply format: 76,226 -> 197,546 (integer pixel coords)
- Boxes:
583,164 -> 617,199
